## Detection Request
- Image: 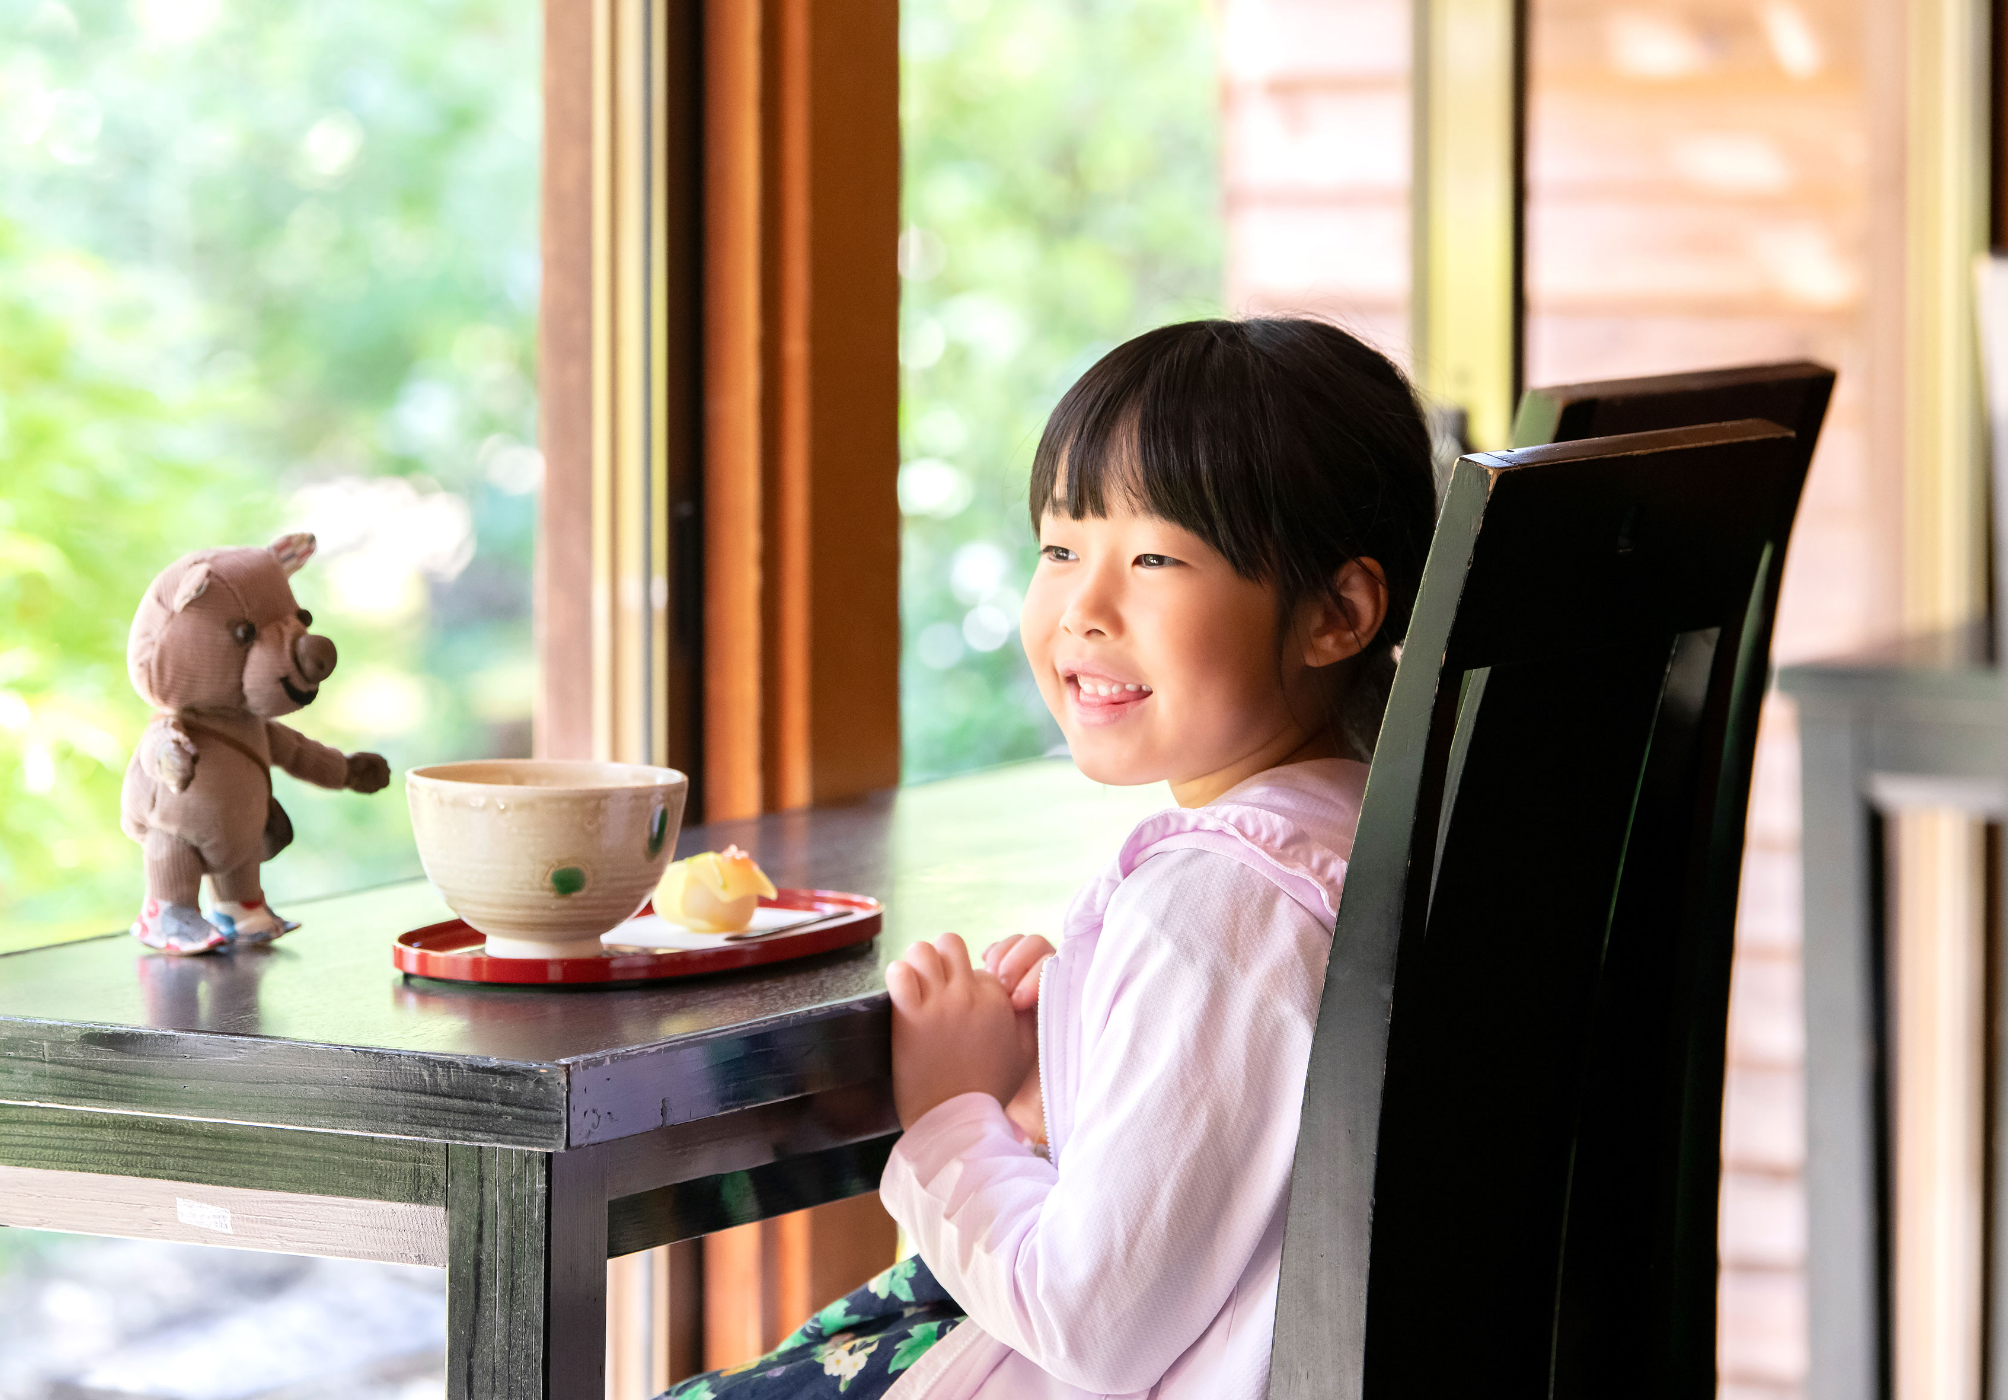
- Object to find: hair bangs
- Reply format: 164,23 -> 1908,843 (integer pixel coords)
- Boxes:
1028,323 -> 1281,584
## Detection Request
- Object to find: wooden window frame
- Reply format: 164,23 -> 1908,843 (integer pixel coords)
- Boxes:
537,1 -> 903,1390
538,0 -> 900,813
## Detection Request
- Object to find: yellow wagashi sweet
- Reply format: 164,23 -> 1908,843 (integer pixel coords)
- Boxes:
654,844 -> 778,932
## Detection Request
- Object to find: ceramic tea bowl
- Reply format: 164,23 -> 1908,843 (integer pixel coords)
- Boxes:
406,759 -> 688,959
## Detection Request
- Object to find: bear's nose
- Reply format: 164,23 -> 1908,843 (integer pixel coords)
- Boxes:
294,632 -> 337,685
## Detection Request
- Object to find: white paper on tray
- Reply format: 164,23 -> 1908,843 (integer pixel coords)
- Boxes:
603,905 -> 826,950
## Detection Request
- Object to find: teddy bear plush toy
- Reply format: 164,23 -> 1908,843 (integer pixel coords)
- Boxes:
121,533 -> 391,954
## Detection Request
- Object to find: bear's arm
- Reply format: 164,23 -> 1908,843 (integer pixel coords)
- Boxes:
265,721 -> 351,790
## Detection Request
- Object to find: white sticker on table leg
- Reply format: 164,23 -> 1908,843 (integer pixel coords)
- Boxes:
175,1197 -> 233,1234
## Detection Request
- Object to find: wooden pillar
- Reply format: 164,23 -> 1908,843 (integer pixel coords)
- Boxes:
1904,0 -> 1991,638
704,0 -> 766,820
697,0 -> 903,1369
1411,0 -> 1526,451
703,0 -> 902,822
536,0 -> 596,763
702,1197 -> 902,1368
541,0 -> 900,1384
1891,1 -> 1993,1399
538,0 -> 701,778
1893,813 -> 1988,1400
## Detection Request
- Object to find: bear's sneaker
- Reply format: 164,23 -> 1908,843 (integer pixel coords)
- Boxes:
132,899 -> 229,955
210,899 -> 298,946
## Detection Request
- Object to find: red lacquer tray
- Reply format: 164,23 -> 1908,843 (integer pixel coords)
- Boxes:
393,888 -> 881,987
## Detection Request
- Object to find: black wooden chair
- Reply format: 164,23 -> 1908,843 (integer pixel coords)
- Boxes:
1268,417 -> 1813,1398
1515,361 -> 1833,704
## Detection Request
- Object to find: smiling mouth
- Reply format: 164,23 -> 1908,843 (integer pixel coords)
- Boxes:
1063,670 -> 1152,723
281,676 -> 319,706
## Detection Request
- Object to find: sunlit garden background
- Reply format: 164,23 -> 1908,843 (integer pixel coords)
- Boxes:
0,0 -> 1225,946
0,0 -> 542,945
0,0 -> 1220,1391
896,0 -> 1223,779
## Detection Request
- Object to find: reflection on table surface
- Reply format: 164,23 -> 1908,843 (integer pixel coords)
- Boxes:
0,761 -> 1167,1063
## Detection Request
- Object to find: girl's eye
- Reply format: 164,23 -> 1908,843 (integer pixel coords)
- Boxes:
1040,545 -> 1076,563
1135,554 -> 1177,569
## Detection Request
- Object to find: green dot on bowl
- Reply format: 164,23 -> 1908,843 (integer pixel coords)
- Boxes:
550,866 -> 586,896
647,807 -> 667,858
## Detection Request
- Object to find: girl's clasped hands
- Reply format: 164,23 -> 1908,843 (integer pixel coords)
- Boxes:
886,931 -> 1054,1135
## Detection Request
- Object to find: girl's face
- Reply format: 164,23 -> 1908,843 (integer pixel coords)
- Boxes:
1021,499 -> 1383,806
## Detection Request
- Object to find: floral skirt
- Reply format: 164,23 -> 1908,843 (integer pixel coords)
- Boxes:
658,1255 -> 966,1400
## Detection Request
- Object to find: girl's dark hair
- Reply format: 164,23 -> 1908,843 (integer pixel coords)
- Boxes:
1029,317 -> 1438,757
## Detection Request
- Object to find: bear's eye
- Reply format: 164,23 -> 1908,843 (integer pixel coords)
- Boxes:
232,621 -> 256,646
296,608 -> 313,627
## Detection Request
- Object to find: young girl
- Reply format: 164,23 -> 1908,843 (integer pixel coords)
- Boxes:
662,317 -> 1437,1400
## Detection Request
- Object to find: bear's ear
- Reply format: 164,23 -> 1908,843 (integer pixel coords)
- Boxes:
171,563 -> 212,613
268,532 -> 317,576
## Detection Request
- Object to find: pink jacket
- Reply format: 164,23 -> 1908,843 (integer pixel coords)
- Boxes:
880,759 -> 1368,1400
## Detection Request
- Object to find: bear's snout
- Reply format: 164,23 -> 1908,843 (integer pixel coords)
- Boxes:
294,632 -> 338,685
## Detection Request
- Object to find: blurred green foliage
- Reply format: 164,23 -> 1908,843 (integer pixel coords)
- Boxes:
0,0 -> 1224,942
0,0 -> 539,945
897,0 -> 1224,780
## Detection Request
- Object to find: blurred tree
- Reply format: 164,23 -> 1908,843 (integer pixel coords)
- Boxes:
0,0 -> 539,945
898,0 -> 1224,781
0,220 -> 275,937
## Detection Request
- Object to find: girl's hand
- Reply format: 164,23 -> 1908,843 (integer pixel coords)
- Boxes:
887,933 -> 1035,1129
982,934 -> 1056,1011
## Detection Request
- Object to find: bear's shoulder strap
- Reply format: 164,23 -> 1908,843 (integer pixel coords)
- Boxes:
169,716 -> 273,790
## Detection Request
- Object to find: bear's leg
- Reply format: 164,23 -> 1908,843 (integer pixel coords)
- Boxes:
132,831 -> 228,955
210,860 -> 298,946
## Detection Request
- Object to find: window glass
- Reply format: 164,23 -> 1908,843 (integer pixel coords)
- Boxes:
0,0 -> 540,946
897,0 -> 1224,782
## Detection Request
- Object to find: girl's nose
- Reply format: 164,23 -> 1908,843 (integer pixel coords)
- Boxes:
294,632 -> 338,684
1061,589 -> 1114,638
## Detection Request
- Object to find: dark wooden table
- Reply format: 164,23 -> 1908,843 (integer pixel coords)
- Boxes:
1777,624 -> 2002,1400
0,760 -> 1163,1400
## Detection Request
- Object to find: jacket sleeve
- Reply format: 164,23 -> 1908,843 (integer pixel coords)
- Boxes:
265,721 -> 351,789
880,849 -> 1329,1395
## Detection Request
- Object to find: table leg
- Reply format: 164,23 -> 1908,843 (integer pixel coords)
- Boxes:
1798,706 -> 1889,1400
448,1144 -> 608,1400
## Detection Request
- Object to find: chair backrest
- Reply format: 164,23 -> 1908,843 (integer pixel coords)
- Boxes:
1511,359 -> 1835,455
1269,419 -> 1811,1398
1515,359 -> 1832,752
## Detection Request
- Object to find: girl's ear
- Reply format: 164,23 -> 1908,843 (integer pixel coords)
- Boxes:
1301,558 -> 1389,668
